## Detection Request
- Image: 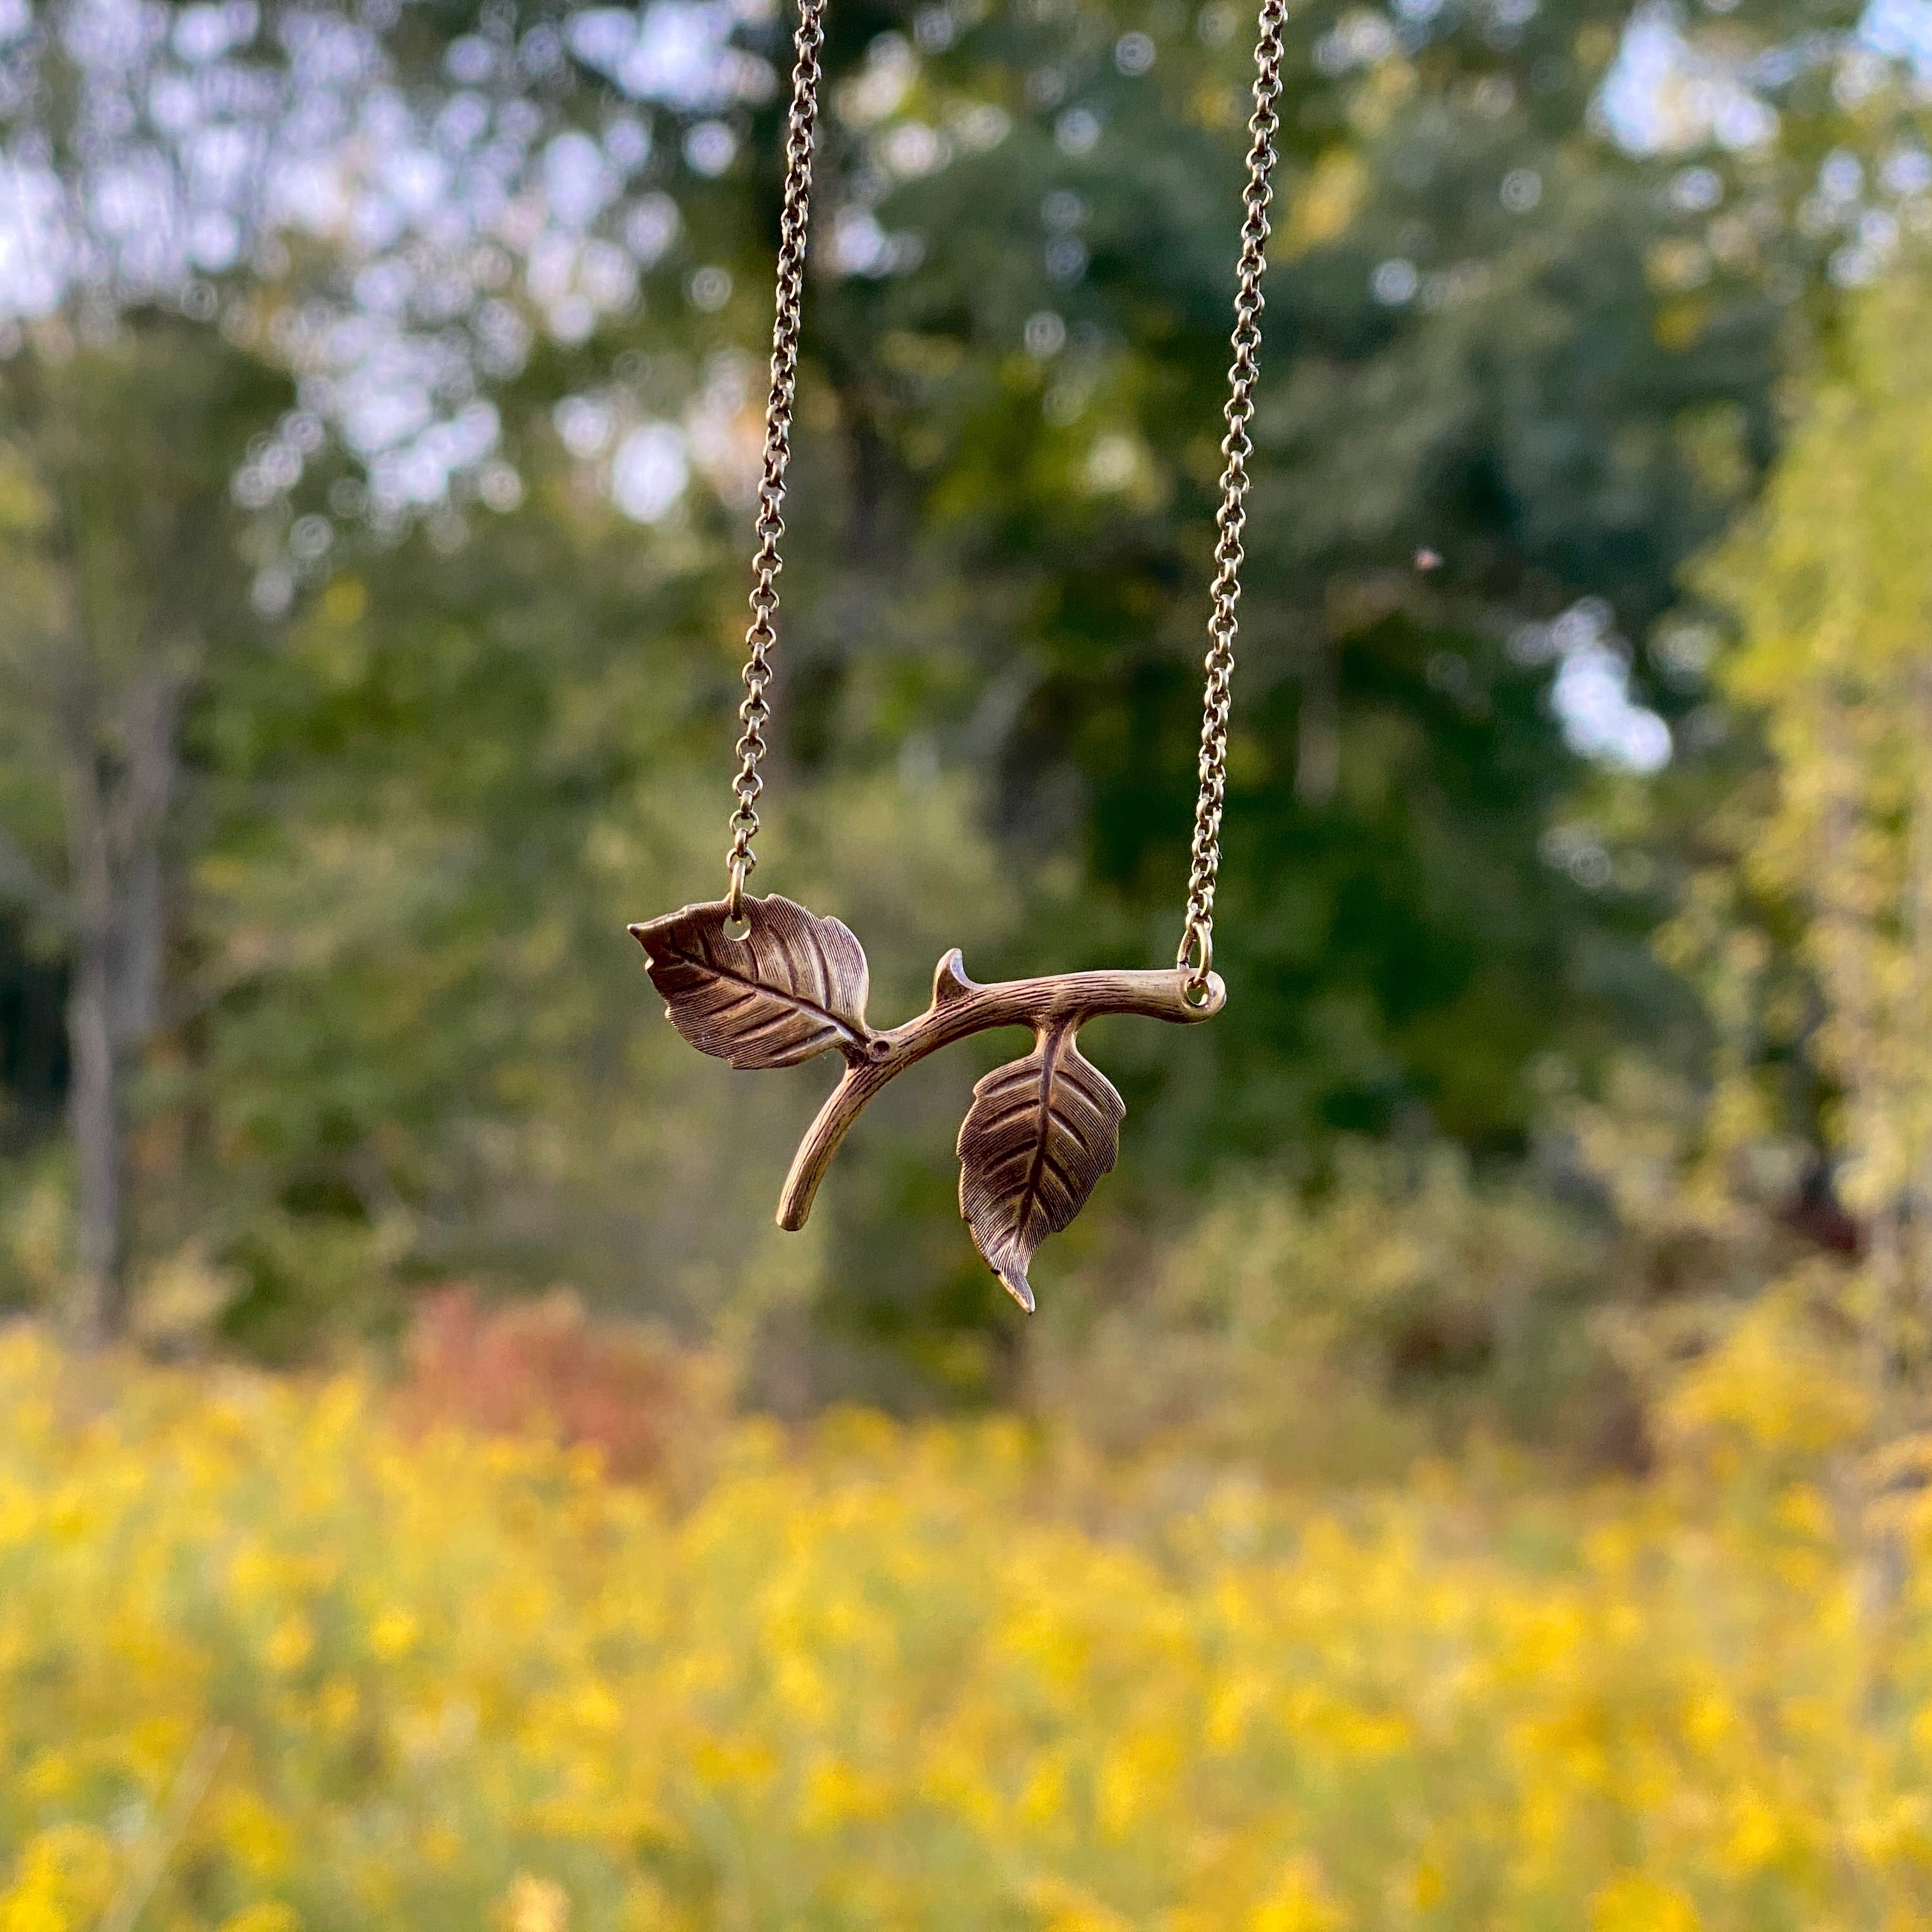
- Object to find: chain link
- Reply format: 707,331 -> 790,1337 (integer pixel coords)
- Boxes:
724,0 -> 827,917
1178,0 -> 1287,992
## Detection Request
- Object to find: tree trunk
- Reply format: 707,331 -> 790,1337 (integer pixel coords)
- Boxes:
12,344 -> 208,1349
66,936 -> 121,1348
56,672 -> 180,1347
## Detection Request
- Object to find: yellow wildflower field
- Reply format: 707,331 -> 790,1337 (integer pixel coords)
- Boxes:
0,1324 -> 1928,1932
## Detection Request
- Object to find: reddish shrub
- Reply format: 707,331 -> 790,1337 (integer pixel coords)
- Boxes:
395,1286 -> 717,1482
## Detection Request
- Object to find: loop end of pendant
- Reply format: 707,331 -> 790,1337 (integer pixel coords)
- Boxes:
1179,969 -> 1228,1020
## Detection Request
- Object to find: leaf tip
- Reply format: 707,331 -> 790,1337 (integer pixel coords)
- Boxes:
999,1266 -> 1036,1314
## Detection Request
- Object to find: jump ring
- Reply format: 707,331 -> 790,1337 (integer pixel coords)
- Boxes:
1178,921 -> 1213,990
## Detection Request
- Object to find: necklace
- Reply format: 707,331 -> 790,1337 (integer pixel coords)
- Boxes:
631,0 -> 1285,1311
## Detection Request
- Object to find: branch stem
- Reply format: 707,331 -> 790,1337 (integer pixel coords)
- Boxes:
777,951 -> 1224,1229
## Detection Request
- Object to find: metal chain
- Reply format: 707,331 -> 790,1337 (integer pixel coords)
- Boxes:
1178,0 -> 1286,993
723,0 -> 1280,972
724,0 -> 827,918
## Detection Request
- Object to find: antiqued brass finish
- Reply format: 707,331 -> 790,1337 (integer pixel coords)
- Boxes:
631,0 -> 1280,1305
1180,0 -> 1285,992
955,1031 -> 1127,1312
723,0 -> 826,918
635,891 -> 869,1069
630,896 -> 1224,1309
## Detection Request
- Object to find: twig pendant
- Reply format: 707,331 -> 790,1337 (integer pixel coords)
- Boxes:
632,0 -> 1279,1307
630,894 -> 1225,1310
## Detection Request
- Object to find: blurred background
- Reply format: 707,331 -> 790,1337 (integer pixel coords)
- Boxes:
8,0 -> 1932,1923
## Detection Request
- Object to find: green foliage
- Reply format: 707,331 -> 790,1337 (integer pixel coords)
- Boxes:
1666,259 -> 1932,1393
774,0 -> 1794,1209
1033,1139 -> 1625,1478
1,0 -> 1926,1411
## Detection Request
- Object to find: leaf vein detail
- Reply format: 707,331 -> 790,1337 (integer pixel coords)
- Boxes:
664,942 -> 862,1042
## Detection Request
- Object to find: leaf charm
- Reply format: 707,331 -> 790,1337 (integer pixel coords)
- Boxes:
631,887 -> 1223,1312
629,894 -> 873,1068
956,1022 -> 1125,1312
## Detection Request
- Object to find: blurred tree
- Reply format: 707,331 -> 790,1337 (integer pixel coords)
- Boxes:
734,0 -> 1805,1356
799,0 -> 1784,1167
0,0 -> 770,1337
0,325 -> 280,1342
6,0 -> 1929,1391
1694,260 -> 1932,1370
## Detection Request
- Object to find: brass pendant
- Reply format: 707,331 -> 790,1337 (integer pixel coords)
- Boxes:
629,894 -> 1225,1310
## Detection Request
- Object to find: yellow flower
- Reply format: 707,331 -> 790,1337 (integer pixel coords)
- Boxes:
215,1790 -> 295,1879
217,1906 -> 302,1932
264,1614 -> 314,1674
797,1754 -> 890,1834
368,1608 -> 418,1659
1248,1859 -> 1342,1932
0,1330 -> 1920,1931
0,1828 -> 116,1932
1022,1874 -> 1133,1932
500,1874 -> 569,1932
1411,1859 -> 1445,1909
1591,1874 -> 1699,1932
1721,1788 -> 1786,1874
